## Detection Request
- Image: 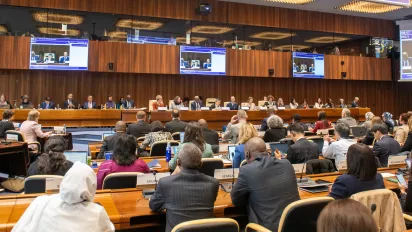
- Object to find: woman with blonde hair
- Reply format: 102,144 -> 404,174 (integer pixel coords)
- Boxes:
233,123 -> 258,168
19,110 -> 52,152
362,112 -> 375,130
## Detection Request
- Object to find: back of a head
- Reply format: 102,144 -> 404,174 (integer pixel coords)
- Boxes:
27,110 -> 40,121
292,113 -> 301,122
244,137 -> 267,156
178,143 -> 202,169
112,135 -> 137,165
342,108 -> 351,117
365,112 -> 375,121
267,107 -> 275,115
2,110 -> 14,120
38,136 -> 68,175
371,116 -> 383,126
184,122 -> 205,152
44,136 -> 68,153
237,109 -> 248,120
317,199 -> 378,232
289,123 -> 304,134
409,117 -> 412,131
371,123 -> 388,135
136,111 -> 146,120
400,113 -> 409,124
114,121 -> 126,132
318,111 -> 327,121
60,162 -> 97,204
347,143 -> 377,181
239,123 -> 258,144
197,119 -> 207,128
335,123 -> 350,138
171,109 -> 180,119
267,115 -> 284,129
151,120 -> 164,132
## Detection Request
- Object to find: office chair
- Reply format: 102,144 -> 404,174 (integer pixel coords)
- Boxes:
258,100 -> 266,107
24,175 -> 63,194
198,158 -> 224,177
150,140 -> 179,157
102,172 -> 144,190
305,159 -> 335,174
205,98 -> 217,107
136,136 -> 145,143
171,218 -> 239,232
171,132 -> 181,141
5,130 -> 41,162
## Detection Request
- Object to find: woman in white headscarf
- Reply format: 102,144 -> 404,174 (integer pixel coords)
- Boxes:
12,162 -> 114,232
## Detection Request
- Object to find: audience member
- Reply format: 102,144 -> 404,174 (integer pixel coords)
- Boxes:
337,108 -> 357,127
231,137 -> 300,231
314,98 -> 323,109
260,107 -> 275,131
311,111 -> 332,133
152,95 -> 165,110
401,117 -> 412,152
105,95 -> 116,109
372,123 -> 401,167
317,199 -> 378,232
325,98 -> 334,108
223,110 -> 248,144
28,136 -> 73,176
338,98 -> 347,108
170,96 -> 183,110
20,110 -> 52,152
126,111 -> 151,138
283,123 -> 319,164
226,96 -> 239,110
169,122 -> 213,170
287,113 -> 308,133
190,96 -> 204,110
139,121 -> 172,156
97,135 -> 150,189
395,113 -> 410,145
322,123 -> 356,167
0,94 -> 12,108
362,112 -> 375,130
83,95 -> 96,109
197,119 -> 219,146
399,162 -> 412,212
233,123 -> 258,168
289,98 -> 298,109
98,121 -> 127,159
263,95 -> 276,107
165,110 -> 187,134
329,143 -> 384,199
0,110 -> 15,139
63,93 -> 77,109
13,162 -> 114,232
149,143 -> 219,232
40,97 -> 55,109
263,115 -> 286,143
351,97 -> 360,108
382,112 -> 395,133
362,116 -> 383,145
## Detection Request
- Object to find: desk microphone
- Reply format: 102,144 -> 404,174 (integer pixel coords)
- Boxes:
231,152 -> 235,188
299,150 -> 308,183
152,171 -> 158,190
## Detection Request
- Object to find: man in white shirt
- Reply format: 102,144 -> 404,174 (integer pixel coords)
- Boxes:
322,123 -> 356,168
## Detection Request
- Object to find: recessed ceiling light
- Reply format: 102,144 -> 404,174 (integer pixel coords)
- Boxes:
190,25 -> 234,35
176,37 -> 208,44
261,0 -> 314,4
336,0 -> 403,13
223,40 -> 262,47
275,45 -> 311,50
250,32 -> 296,40
115,19 -> 163,30
305,36 -> 349,43
33,12 -> 84,25
38,27 -> 80,36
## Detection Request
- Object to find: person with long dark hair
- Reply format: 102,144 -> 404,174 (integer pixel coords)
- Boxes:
314,98 -> 323,109
310,111 -> 332,133
28,136 -> 73,176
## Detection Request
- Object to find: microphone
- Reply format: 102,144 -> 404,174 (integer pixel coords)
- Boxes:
371,204 -> 377,214
152,171 -> 158,190
231,152 -> 235,188
298,149 -> 309,184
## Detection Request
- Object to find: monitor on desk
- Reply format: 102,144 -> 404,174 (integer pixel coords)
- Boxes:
227,145 -> 236,161
63,151 -> 88,164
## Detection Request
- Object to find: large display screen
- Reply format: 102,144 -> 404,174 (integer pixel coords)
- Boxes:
180,46 -> 226,75
30,38 -> 89,71
370,0 -> 410,7
400,30 -> 412,81
292,52 -> 325,78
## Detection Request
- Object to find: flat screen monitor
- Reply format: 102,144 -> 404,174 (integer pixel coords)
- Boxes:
30,38 -> 89,71
400,30 -> 412,81
292,52 -> 324,78
180,46 -> 226,75
63,151 -> 88,164
228,146 -> 236,161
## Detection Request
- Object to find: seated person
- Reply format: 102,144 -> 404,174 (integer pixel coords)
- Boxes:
59,52 -> 70,63
314,98 -> 323,109
83,95 -> 96,109
152,95 -> 165,110
263,115 -> 287,143
325,98 -> 334,108
97,121 -> 127,159
338,98 -> 347,108
13,162 -> 114,232
260,107 -> 276,131
289,98 -> 298,109
190,96 -> 204,110
226,96 -> 239,110
63,93 -> 77,109
0,110 -> 15,139
40,97 -> 55,109
362,116 -> 383,145
20,95 -> 33,109
401,117 -> 412,152
322,123 -> 356,167
329,143 -> 385,199
139,121 -> 172,156
28,136 -> 73,176
276,98 -> 284,108
198,119 -> 219,146
372,123 -> 401,167
399,159 -> 412,212
0,94 -> 12,108
263,95 -> 276,107
382,112 -> 395,134
165,110 -> 187,134
351,97 -> 360,108
116,97 -> 125,109
105,95 -> 116,109
301,99 -> 309,109
20,110 -> 52,152
287,114 -> 309,134
282,123 -> 318,164
233,123 -> 258,168
362,112 -> 375,130
44,54 -> 55,63
245,97 -> 257,110
124,94 -> 135,109
203,58 -> 211,69
170,96 -> 183,110
210,99 -> 222,110
96,135 -> 150,189
223,110 -> 248,144
337,108 -> 357,127
395,113 -> 410,145
150,143 -> 219,232
126,111 -> 151,138
169,122 -> 213,171
310,111 -> 332,133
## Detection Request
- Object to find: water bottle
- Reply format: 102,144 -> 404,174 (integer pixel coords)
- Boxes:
166,142 -> 171,162
63,124 -> 67,134
56,104 -> 60,109
38,104 -> 41,109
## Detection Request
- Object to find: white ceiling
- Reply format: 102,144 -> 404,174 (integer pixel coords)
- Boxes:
220,0 -> 412,20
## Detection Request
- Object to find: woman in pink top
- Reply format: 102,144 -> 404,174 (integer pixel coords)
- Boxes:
19,110 -> 52,152
97,134 -> 150,189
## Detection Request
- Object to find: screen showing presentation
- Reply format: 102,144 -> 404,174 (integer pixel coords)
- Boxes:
400,30 -> 412,81
180,46 -> 226,75
30,38 -> 89,71
292,52 -> 325,78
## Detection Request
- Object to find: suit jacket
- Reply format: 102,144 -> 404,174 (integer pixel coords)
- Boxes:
373,135 -> 401,167
260,117 -> 269,131
351,101 -> 358,108
165,119 -> 187,134
0,121 -> 15,139
63,100 -> 78,109
329,173 -> 385,199
201,128 -> 219,146
190,101 -> 204,110
40,101 -> 55,109
401,132 -> 412,152
263,128 -> 287,143
97,132 -> 126,159
287,138 -> 319,164
337,117 -> 358,127
59,56 -> 69,63
226,102 -> 239,110
338,104 -> 347,108
123,100 -> 135,109
223,122 -> 245,144
83,101 -> 97,109
20,120 -> 49,151
149,169 -> 219,232
126,120 -> 151,138
231,156 -> 300,231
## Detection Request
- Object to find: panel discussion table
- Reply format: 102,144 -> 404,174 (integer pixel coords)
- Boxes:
0,108 -> 369,130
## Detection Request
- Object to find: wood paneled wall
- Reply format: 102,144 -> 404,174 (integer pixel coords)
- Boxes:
0,0 -> 395,38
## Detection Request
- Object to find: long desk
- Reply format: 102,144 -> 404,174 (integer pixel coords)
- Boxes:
0,168 -> 402,231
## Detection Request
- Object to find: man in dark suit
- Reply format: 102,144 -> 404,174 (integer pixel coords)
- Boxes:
260,107 -> 276,131
126,111 -> 151,138
372,123 -> 401,167
0,110 -> 15,139
124,94 -> 135,109
40,97 -> 55,109
59,52 -> 70,63
165,110 -> 187,134
281,123 -> 318,164
149,143 -> 219,232
286,114 -> 308,133
231,137 -> 300,231
97,121 -> 127,159
226,96 -> 239,110
83,95 -> 97,109
63,93 -> 77,109
351,97 -> 359,108
190,96 -> 204,110
198,119 -> 219,145
337,108 -> 357,127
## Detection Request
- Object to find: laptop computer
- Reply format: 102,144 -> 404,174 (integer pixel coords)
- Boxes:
270,143 -> 289,158
227,145 -> 236,161
102,133 -> 114,141
63,151 -> 88,164
352,126 -> 367,138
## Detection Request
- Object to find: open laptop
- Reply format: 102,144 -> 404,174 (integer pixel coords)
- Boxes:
227,145 -> 236,161
180,132 -> 185,143
352,126 -> 367,138
270,143 -> 289,158
63,151 -> 88,164
102,133 -> 114,141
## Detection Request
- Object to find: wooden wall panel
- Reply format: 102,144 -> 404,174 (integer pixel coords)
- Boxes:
0,0 -> 394,38
0,36 -> 29,70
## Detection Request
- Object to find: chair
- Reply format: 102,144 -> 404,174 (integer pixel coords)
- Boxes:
148,100 -> 156,111
150,140 -> 180,157
168,100 -> 174,109
189,100 -> 194,111
171,218 -> 239,232
102,172 -> 144,190
307,136 -> 324,155
258,100 -> 266,106
5,130 -> 41,155
136,136 -> 145,143
240,160 -> 248,167
305,159 -> 335,174
24,175 -> 64,194
198,158 -> 224,177
245,223 -> 271,232
277,197 -> 334,232
205,98 -> 217,107
171,132 -> 181,141
224,102 -> 230,107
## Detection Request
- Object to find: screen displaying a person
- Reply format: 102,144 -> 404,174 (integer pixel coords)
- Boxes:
203,59 -> 211,69
309,64 -> 315,72
44,54 -> 55,64
60,52 -> 70,63
30,52 -> 38,62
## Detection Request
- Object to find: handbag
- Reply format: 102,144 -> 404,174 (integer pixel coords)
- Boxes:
1,178 -> 25,193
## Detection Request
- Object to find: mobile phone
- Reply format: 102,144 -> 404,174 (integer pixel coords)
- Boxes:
396,174 -> 407,186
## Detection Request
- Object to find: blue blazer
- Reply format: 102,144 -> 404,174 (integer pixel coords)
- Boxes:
191,101 -> 204,110
40,101 -> 55,109
233,144 -> 245,168
203,63 -> 211,69
83,102 -> 97,109
226,102 -> 239,110
329,173 -> 385,199
59,56 -> 69,63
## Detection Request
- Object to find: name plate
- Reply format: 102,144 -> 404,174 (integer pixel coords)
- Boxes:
136,172 -> 170,186
158,107 -> 168,111
292,163 -> 307,174
221,107 -> 230,111
336,160 -> 347,171
179,107 -> 189,111
388,155 -> 407,167
277,107 -> 286,110
201,107 -> 210,111
214,168 -> 240,180
317,129 -> 329,136
45,178 -> 63,193
6,134 -> 18,141
259,106 -> 267,110
241,107 -> 249,110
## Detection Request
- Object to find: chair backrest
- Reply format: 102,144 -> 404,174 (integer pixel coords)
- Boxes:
258,100 -> 266,106
136,136 -> 145,143
168,100 -> 174,109
205,98 -> 217,107
171,132 -> 181,141
305,159 -> 335,174
5,130 -> 25,142
172,218 -> 239,232
150,140 -> 180,157
148,100 -> 156,111
307,136 -> 324,155
241,102 -> 249,107
24,175 -> 64,194
189,100 -> 194,111
240,160 -> 248,167
278,197 -> 334,232
198,158 -> 224,177
102,172 -> 144,190
224,102 -> 230,107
